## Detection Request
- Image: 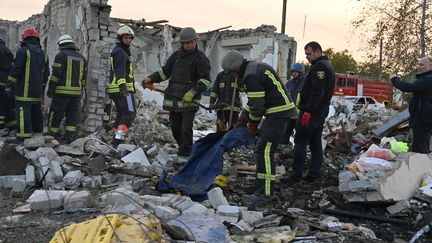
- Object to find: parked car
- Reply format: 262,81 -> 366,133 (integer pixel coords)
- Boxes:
343,96 -> 386,110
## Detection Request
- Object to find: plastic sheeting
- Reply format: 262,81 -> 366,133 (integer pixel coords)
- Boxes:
156,128 -> 256,201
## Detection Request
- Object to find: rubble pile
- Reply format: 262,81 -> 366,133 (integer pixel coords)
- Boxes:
339,144 -> 432,203
324,97 -> 401,151
0,100 -> 431,241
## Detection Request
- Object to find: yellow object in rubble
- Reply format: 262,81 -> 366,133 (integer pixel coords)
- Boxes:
214,175 -> 229,188
390,141 -> 409,153
50,214 -> 165,243
217,119 -> 227,132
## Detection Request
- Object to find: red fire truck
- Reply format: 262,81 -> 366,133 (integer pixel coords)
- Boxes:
334,73 -> 393,104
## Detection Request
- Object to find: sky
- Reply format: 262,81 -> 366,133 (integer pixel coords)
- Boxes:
0,0 -> 366,62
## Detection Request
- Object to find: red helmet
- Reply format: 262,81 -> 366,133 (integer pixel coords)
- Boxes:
22,28 -> 40,40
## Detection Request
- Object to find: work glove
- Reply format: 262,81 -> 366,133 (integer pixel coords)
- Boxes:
142,77 -> 155,90
143,82 -> 156,91
234,111 -> 248,128
182,89 -> 197,104
119,83 -> 128,97
390,141 -> 409,153
246,122 -> 258,135
217,119 -> 227,132
301,112 -> 311,128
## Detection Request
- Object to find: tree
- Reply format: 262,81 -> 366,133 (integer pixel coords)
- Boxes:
353,0 -> 431,75
324,48 -> 358,73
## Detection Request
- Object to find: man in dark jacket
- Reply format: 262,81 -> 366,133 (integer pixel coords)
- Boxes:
143,27 -> 211,164
8,28 -> 49,140
47,35 -> 87,143
108,25 -> 136,148
0,38 -> 16,129
280,63 -> 304,145
391,57 -> 432,153
210,71 -> 244,132
222,50 -> 296,202
288,41 -> 335,184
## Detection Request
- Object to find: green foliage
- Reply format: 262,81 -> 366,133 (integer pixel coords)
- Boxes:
353,0 -> 432,75
324,48 -> 358,73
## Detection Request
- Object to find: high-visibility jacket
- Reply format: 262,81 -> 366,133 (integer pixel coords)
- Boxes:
48,43 -> 87,96
108,43 -> 135,94
8,38 -> 49,103
242,61 -> 295,122
149,48 -> 211,112
210,71 -> 244,112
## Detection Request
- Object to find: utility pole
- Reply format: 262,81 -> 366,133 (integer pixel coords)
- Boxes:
281,0 -> 287,34
379,37 -> 383,80
419,0 -> 427,56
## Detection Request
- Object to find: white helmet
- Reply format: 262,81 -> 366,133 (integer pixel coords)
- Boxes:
117,25 -> 135,37
57,34 -> 74,45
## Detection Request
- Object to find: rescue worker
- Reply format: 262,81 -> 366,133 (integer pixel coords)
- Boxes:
0,38 -> 16,129
108,25 -> 137,148
280,63 -> 305,145
390,57 -> 432,153
288,41 -> 335,184
222,50 -> 296,202
209,71 -> 244,132
8,28 -> 49,140
142,27 -> 211,164
47,35 -> 87,143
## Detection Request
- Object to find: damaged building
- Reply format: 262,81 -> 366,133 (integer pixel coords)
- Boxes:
0,0 -> 296,133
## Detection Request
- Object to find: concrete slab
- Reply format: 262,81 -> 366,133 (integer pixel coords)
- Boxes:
207,187 -> 229,209
121,148 -> 150,166
64,191 -> 93,210
27,190 -> 65,210
154,206 -> 180,220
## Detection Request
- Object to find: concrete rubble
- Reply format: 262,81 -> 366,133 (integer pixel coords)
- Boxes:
339,147 -> 432,202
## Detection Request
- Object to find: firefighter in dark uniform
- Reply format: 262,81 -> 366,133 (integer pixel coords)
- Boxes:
209,71 -> 244,132
288,41 -> 335,184
8,28 -> 49,140
280,63 -> 305,145
107,26 -> 137,148
47,35 -> 87,143
143,27 -> 211,164
0,38 -> 16,129
222,50 -> 296,203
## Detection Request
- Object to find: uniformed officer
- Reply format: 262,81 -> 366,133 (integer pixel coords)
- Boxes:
8,28 -> 49,140
210,71 -> 244,132
222,50 -> 296,202
288,41 -> 335,184
108,25 -> 137,148
143,27 -> 211,164
47,35 -> 87,143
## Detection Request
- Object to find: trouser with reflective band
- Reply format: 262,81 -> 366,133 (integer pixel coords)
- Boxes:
109,92 -> 136,128
48,96 -> 80,138
216,110 -> 239,132
255,116 -> 287,196
16,101 -> 43,138
0,89 -> 16,129
169,111 -> 196,157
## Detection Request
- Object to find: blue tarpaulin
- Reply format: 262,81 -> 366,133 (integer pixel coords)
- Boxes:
156,128 -> 256,201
